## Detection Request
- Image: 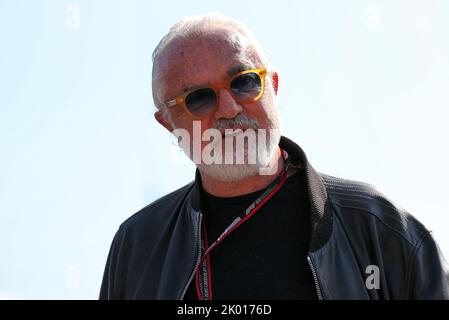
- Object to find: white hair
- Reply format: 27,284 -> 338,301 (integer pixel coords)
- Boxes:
151,13 -> 271,110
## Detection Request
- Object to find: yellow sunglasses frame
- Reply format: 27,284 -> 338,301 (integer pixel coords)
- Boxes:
162,68 -> 268,118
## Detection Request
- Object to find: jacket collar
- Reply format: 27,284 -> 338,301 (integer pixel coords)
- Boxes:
191,136 -> 332,252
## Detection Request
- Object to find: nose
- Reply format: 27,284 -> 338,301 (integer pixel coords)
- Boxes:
213,88 -> 243,120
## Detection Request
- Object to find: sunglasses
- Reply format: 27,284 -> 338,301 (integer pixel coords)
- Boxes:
162,68 -> 268,118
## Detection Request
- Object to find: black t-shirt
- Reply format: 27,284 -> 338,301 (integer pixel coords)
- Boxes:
184,169 -> 317,300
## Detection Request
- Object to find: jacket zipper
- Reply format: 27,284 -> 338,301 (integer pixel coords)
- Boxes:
179,212 -> 203,300
180,215 -> 322,300
307,256 -> 323,300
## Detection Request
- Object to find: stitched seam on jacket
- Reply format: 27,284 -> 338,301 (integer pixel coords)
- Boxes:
331,201 -> 423,247
333,209 -> 371,297
330,195 -> 419,236
404,231 -> 432,299
326,190 -> 403,212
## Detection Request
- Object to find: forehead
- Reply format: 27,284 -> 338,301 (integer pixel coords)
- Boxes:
157,30 -> 258,100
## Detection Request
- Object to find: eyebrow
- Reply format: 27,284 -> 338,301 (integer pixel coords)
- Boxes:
181,64 -> 254,94
226,64 -> 251,77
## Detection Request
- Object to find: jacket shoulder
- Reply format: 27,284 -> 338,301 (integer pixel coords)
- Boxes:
99,181 -> 196,299
321,174 -> 429,246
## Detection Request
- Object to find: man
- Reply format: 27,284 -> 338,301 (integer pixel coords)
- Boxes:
100,13 -> 449,300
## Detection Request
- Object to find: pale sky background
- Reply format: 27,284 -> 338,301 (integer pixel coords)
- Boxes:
0,0 -> 448,299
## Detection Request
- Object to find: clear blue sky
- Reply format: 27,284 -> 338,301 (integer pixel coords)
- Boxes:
1,0 -> 448,299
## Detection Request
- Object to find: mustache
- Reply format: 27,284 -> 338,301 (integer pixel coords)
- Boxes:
213,115 -> 260,131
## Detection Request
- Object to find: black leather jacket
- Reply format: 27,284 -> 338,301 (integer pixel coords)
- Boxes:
100,136 -> 449,299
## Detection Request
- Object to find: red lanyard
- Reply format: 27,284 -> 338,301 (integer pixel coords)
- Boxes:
195,150 -> 292,300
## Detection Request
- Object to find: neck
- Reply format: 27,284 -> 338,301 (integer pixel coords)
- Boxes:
199,147 -> 285,197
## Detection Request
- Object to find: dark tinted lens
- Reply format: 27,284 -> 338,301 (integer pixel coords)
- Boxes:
230,72 -> 262,100
185,88 -> 217,116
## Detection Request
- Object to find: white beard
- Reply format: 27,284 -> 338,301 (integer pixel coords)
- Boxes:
171,106 -> 282,182
197,118 -> 281,182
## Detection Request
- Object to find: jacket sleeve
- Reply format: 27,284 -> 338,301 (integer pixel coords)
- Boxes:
99,227 -> 125,300
408,232 -> 449,299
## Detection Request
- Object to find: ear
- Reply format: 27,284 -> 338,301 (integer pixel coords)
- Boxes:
154,110 -> 175,132
271,72 -> 279,95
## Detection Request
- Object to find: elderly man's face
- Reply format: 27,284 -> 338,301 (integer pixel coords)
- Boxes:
155,29 -> 281,180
